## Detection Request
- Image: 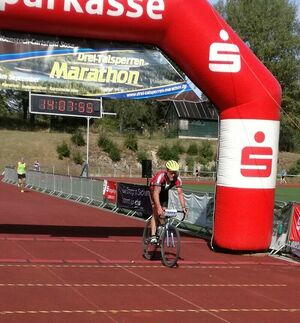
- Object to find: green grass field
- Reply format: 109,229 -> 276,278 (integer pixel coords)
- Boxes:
274,186 -> 300,202
184,184 -> 300,203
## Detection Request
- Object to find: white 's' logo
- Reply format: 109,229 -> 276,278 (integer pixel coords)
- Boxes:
240,131 -> 273,178
209,30 -> 241,73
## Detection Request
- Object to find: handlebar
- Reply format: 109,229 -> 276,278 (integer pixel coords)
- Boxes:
162,208 -> 186,221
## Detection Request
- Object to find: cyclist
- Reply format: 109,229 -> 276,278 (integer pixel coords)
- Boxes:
149,160 -> 188,244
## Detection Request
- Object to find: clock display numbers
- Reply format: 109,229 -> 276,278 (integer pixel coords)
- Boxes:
30,94 -> 102,118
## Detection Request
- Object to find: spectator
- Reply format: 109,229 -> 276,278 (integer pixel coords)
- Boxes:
280,169 -> 287,184
16,157 -> 26,193
195,169 -> 200,181
33,160 -> 40,171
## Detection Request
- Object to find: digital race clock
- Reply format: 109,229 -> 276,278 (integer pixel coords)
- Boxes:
29,93 -> 102,118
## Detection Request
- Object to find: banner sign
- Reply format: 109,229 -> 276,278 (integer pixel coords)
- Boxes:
103,180 -> 117,203
168,190 -> 214,228
117,182 -> 152,215
0,31 -> 191,99
289,203 -> 300,242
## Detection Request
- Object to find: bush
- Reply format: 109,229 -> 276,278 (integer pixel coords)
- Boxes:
187,143 -> 198,155
197,141 -> 214,165
124,133 -> 138,151
201,165 -> 211,177
288,159 -> 300,175
97,134 -> 112,153
109,145 -> 121,162
185,156 -> 194,172
157,144 -> 179,161
279,121 -> 296,152
137,150 -> 148,163
172,141 -> 185,155
98,133 -> 121,162
71,129 -> 85,146
72,150 -> 84,165
56,141 -> 70,159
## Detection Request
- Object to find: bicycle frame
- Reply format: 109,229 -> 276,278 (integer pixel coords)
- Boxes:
165,222 -> 175,247
142,209 -> 185,267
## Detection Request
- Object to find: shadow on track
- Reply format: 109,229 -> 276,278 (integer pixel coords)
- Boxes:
0,224 -> 144,238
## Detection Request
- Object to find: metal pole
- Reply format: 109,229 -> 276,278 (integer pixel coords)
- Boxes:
86,117 -> 90,177
86,117 -> 90,165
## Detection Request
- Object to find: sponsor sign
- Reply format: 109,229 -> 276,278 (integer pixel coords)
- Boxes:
0,0 -> 166,20
103,180 -> 117,203
117,182 -> 152,215
217,119 -> 280,189
0,31 -> 191,99
289,204 -> 300,242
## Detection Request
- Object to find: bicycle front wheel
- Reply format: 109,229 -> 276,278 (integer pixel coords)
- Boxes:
142,217 -> 157,260
161,224 -> 180,267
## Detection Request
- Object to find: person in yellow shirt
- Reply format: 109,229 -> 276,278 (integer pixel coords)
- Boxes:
16,157 -> 26,193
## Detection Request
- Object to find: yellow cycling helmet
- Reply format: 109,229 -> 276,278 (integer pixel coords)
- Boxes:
166,160 -> 179,172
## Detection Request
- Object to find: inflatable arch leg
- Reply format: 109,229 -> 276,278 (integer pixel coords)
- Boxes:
0,0 -> 281,250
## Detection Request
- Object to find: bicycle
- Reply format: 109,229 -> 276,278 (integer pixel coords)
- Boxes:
142,209 -> 185,268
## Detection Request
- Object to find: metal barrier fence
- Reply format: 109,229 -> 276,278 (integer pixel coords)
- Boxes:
9,167 -> 298,249
3,166 -> 105,206
269,202 -> 300,258
3,167 -> 300,261
2,166 -> 213,238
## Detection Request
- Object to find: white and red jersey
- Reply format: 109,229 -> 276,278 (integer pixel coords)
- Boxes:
149,170 -> 182,192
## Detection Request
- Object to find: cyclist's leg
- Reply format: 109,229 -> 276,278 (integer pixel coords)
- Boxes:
155,194 -> 168,234
150,191 -> 161,236
151,197 -> 167,234
142,216 -> 155,258
150,204 -> 160,238
148,217 -> 156,244
150,211 -> 158,236
159,200 -> 168,225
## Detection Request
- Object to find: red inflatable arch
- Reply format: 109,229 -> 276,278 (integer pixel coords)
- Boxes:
0,0 -> 281,250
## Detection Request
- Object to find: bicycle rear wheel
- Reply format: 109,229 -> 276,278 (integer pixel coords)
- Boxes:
142,217 -> 157,260
161,224 -> 180,267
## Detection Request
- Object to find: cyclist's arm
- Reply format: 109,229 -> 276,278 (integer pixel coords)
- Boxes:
152,186 -> 164,216
177,187 -> 188,216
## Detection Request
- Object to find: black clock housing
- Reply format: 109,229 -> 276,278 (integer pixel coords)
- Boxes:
29,94 -> 102,118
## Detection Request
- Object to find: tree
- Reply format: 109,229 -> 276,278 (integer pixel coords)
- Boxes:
214,0 -> 300,152
0,92 -> 8,116
1,90 -> 29,118
103,99 -> 163,135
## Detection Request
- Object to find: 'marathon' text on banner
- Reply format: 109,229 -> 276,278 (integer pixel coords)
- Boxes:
0,31 -> 191,99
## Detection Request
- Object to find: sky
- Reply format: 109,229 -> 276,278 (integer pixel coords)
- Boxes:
208,0 -> 300,19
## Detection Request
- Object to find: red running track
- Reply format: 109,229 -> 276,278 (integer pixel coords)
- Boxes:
0,179 -> 299,323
